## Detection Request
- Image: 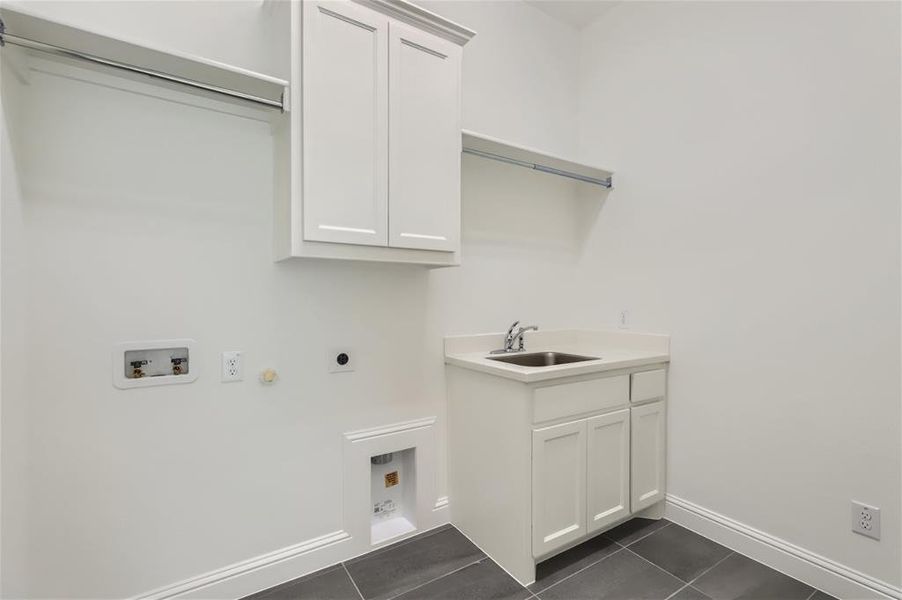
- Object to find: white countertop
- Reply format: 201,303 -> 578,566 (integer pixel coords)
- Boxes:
444,329 -> 670,383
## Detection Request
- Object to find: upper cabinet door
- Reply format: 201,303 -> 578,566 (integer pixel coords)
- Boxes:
532,420 -> 587,558
631,400 -> 667,512
302,1 -> 388,247
587,409 -> 630,534
388,22 -> 462,252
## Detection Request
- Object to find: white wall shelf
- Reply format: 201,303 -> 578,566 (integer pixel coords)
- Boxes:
462,129 -> 614,188
0,4 -> 288,110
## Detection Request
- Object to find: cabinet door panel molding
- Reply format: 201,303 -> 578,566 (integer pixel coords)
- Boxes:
532,420 -> 588,557
275,0 -> 474,266
587,409 -> 631,533
631,399 -> 667,512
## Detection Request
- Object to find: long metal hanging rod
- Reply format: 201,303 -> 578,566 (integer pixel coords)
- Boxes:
462,147 -> 613,188
0,22 -> 284,111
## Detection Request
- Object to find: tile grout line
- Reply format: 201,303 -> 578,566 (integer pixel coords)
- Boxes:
533,524 -> 677,599
645,549 -> 737,600
342,562 -> 366,600
349,524 -> 454,565
533,531 -> 670,595
531,546 -> 628,596
616,520 -> 673,548
663,583 -> 690,600
685,551 -> 735,587
700,544 -> 820,598
383,557 -> 486,600
624,546 -> 695,585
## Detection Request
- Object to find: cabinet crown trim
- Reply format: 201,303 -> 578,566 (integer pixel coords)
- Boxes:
352,0 -> 477,46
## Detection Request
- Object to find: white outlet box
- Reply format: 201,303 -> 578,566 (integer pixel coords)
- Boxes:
222,351 -> 243,382
852,500 -> 880,540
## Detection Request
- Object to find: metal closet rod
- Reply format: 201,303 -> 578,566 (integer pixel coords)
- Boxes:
0,24 -> 284,111
461,147 -> 613,188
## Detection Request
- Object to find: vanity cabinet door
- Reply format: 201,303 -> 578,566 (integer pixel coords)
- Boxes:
631,400 -> 666,512
532,420 -> 587,557
587,409 -> 630,533
302,0 -> 389,247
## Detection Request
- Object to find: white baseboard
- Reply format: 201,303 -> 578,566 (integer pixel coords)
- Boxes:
132,500 -> 451,600
133,531 -> 352,600
665,494 -> 901,600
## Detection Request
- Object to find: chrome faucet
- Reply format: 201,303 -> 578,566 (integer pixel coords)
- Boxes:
491,321 -> 539,354
512,324 -> 539,351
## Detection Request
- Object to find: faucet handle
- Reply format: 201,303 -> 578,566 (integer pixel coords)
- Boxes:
496,321 -> 520,352
515,325 -> 539,351
505,320 -> 520,339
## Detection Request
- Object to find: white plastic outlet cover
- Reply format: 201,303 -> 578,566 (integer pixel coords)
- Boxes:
221,350 -> 243,382
113,339 -> 199,389
852,500 -> 881,540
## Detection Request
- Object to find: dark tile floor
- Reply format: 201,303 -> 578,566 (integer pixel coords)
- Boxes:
243,519 -> 840,600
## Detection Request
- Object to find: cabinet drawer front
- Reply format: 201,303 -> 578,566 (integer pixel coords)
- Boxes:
533,375 -> 628,423
630,369 -> 666,404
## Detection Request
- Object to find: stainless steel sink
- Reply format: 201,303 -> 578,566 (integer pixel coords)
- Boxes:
487,352 -> 599,367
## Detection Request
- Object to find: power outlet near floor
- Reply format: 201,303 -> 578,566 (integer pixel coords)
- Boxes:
851,500 -> 880,540
222,351 -> 243,382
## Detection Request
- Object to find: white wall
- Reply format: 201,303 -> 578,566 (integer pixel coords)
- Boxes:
2,0 -> 899,597
419,0 -> 580,156
1,43 -> 30,599
577,0 -> 901,587
3,0 -> 290,80
0,1 -> 583,597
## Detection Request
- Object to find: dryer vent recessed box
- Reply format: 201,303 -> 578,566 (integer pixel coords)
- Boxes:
113,339 -> 198,389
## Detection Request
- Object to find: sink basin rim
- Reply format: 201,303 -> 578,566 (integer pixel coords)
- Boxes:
486,351 -> 600,367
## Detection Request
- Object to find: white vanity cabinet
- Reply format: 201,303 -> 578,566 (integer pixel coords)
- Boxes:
447,363 -> 668,586
275,0 -> 473,266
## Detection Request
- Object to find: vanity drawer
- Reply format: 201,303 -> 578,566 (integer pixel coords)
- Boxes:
533,375 -> 629,423
630,369 -> 666,403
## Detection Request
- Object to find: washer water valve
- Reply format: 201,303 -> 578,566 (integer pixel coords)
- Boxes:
113,339 -> 198,389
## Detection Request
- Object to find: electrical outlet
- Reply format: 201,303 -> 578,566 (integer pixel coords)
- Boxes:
852,501 -> 880,540
618,309 -> 630,329
221,351 -> 243,382
329,348 -> 354,373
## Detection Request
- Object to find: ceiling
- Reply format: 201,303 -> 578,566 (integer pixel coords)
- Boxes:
524,0 -> 620,29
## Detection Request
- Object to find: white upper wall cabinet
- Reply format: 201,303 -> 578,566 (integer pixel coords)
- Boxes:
275,0 -> 474,266
302,1 -> 389,247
